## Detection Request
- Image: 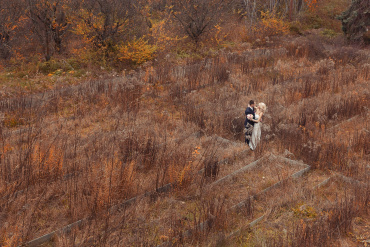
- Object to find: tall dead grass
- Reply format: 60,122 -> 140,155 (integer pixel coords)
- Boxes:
1,33 -> 369,246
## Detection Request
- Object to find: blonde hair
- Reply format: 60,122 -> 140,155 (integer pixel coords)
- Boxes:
258,103 -> 267,112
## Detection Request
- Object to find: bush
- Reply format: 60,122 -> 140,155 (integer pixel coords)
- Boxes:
38,60 -> 64,74
38,59 -> 82,75
118,37 -> 157,66
337,0 -> 370,42
289,24 -> 303,35
247,11 -> 289,42
260,11 -> 289,37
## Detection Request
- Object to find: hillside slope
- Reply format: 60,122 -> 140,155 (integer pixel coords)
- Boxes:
0,33 -> 369,246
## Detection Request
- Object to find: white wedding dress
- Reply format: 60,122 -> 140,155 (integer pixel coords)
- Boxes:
249,114 -> 261,150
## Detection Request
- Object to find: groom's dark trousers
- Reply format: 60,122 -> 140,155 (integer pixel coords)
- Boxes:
244,107 -> 255,144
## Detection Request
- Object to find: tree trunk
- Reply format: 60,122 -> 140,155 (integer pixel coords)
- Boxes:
54,36 -> 62,53
45,26 -> 51,61
0,33 -> 11,59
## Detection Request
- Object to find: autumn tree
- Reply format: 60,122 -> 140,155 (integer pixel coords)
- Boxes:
73,0 -> 135,49
27,0 -> 70,61
0,0 -> 23,59
169,0 -> 233,46
134,0 -> 176,47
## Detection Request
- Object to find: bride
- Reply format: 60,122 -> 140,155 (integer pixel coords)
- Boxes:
249,103 -> 267,150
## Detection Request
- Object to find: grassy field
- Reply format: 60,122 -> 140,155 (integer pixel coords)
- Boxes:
0,30 -> 369,246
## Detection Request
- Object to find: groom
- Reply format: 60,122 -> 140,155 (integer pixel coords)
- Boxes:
244,100 -> 255,144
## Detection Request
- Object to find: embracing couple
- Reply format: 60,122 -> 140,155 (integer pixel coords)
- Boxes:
244,100 -> 267,150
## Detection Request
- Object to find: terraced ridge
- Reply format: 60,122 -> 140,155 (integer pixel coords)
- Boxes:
21,148 -> 313,246
156,154 -> 311,246
19,136 -> 250,246
224,173 -> 369,246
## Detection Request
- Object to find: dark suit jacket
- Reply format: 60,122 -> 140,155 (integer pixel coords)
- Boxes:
244,107 -> 255,126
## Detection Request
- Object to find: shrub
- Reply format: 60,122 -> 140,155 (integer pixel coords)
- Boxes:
246,11 -> 289,42
118,37 -> 157,66
3,114 -> 25,128
37,59 -> 83,75
289,23 -> 303,35
259,11 -> 289,37
292,203 -> 317,218
38,60 -> 64,74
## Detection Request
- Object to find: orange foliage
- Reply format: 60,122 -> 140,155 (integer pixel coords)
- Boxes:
244,11 -> 289,42
118,37 -> 157,65
304,0 -> 318,12
214,24 -> 230,46
0,226 -> 22,247
147,12 -> 185,52
259,11 -> 289,37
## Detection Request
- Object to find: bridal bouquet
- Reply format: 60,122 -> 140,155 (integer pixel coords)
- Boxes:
247,114 -> 253,120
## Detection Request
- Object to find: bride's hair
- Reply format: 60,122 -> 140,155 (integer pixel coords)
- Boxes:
258,103 -> 267,112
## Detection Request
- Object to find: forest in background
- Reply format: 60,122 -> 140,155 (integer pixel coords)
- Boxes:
0,0 -> 359,94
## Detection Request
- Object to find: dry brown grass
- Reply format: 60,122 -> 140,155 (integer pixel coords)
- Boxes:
0,33 -> 369,246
